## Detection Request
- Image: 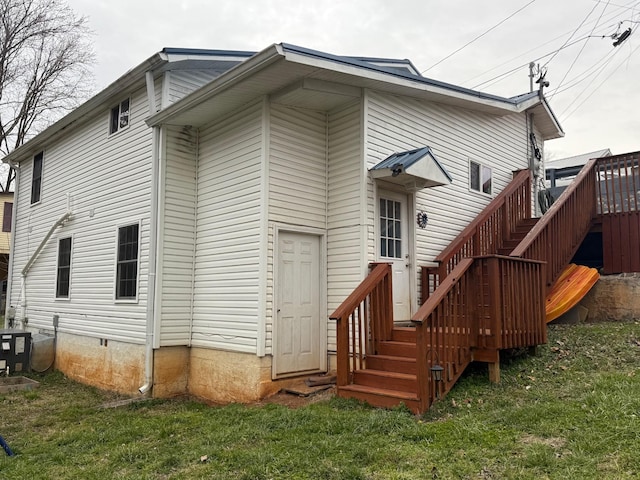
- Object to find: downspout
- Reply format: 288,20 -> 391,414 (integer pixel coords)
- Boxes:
4,162 -> 20,328
139,70 -> 160,395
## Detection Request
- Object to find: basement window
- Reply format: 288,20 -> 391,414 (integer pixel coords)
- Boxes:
109,98 -> 130,134
470,160 -> 492,195
115,223 -> 139,301
56,237 -> 72,299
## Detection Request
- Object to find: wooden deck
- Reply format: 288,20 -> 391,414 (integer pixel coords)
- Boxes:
332,152 -> 640,414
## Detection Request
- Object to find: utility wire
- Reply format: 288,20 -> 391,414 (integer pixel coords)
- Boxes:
547,47 -> 619,97
466,2 -> 639,89
422,0 -> 537,73
542,1 -> 603,69
551,1 -> 612,96
471,35 -> 601,90
560,41 -> 638,119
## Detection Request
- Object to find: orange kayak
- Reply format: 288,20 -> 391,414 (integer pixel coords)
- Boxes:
545,264 -> 599,323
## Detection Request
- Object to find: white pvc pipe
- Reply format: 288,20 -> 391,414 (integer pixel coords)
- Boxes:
139,72 -> 161,394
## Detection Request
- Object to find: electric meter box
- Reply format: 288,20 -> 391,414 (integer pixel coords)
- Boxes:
0,329 -> 32,374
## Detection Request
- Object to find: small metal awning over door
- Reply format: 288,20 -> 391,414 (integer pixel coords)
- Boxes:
369,147 -> 453,191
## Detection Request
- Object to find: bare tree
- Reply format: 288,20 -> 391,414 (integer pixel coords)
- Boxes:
0,0 -> 94,191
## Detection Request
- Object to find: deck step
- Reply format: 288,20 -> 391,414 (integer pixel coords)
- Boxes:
391,326 -> 417,342
376,341 -> 416,357
353,369 -> 417,393
366,354 -> 417,374
338,384 -> 420,413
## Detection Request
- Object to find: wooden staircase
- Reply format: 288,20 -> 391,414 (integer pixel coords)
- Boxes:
497,218 -> 538,256
339,326 -> 420,412
332,160 -> 602,414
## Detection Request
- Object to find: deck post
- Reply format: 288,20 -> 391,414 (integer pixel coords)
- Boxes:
488,361 -> 501,383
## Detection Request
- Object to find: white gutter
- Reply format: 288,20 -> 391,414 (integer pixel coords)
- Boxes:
2,52 -> 169,166
4,164 -> 20,328
139,70 -> 161,395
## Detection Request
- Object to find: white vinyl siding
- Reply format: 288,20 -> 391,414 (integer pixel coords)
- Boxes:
326,101 -> 363,350
166,70 -> 226,106
269,105 -> 328,228
159,126 -> 197,346
365,90 -> 528,272
191,101 -> 263,352
265,104 -> 328,354
8,86 -> 153,343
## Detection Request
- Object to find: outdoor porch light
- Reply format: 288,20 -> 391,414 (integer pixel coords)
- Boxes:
430,363 -> 444,383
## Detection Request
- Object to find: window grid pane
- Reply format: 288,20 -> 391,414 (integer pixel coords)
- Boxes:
116,224 -> 139,299
56,237 -> 72,298
31,152 -> 43,204
379,198 -> 402,259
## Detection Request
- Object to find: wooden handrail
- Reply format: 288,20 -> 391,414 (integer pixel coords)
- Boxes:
596,152 -> 640,215
331,263 -> 393,387
435,169 -> 531,264
329,263 -> 390,320
432,169 -> 531,285
511,158 -> 597,286
412,258 -> 474,323
412,255 -> 546,411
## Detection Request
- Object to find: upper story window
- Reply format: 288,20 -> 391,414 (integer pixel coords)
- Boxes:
31,151 -> 43,204
56,236 -> 72,299
2,202 -> 13,232
116,223 -> 139,301
109,98 -> 130,135
470,160 -> 492,195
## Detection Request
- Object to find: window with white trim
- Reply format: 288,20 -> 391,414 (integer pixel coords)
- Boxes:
469,160 -> 492,195
116,223 -> 139,300
56,237 -> 72,299
31,151 -> 43,204
109,98 -> 130,134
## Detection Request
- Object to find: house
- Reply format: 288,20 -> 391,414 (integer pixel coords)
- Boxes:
1,44 -> 563,404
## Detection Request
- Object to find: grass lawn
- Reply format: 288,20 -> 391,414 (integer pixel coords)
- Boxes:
1,321 -> 639,479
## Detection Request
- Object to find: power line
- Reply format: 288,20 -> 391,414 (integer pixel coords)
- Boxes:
560,41 -> 638,119
547,47 -> 619,97
542,0 -> 603,69
464,1 -> 640,89
422,0 -> 537,74
551,1 -> 612,96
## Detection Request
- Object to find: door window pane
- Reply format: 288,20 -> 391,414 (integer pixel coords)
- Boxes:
379,197 -> 402,259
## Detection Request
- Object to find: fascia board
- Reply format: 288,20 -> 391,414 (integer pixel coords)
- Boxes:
280,49 -> 521,115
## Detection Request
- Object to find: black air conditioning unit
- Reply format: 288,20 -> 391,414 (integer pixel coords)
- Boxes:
0,330 -> 32,374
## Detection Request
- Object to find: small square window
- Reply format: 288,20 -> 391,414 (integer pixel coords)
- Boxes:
469,160 -> 492,195
109,98 -> 130,134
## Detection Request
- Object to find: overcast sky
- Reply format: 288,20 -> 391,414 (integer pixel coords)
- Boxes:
66,0 -> 640,160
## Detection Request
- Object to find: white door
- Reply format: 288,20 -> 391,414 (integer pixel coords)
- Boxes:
377,191 -> 412,321
274,232 -> 323,376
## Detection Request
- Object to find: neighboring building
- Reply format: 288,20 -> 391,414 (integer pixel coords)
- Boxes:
546,148 -> 612,188
0,192 -> 13,312
1,44 -> 562,402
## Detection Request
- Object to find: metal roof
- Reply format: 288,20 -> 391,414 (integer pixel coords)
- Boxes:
280,43 -> 526,107
370,147 -> 453,190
